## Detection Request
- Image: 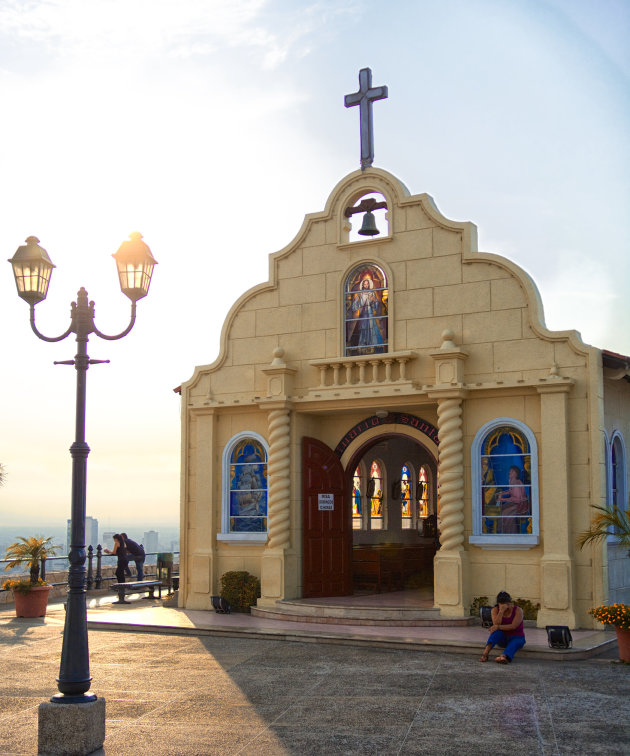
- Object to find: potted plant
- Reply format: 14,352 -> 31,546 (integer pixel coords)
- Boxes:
3,536 -> 60,617
589,604 -> 630,662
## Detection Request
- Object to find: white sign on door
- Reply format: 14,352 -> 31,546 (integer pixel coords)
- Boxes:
318,493 -> 335,511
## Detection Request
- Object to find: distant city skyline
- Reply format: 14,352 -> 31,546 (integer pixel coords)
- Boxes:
0,523 -> 179,554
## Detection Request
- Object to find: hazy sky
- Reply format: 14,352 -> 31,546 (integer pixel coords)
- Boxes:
0,0 -> 628,530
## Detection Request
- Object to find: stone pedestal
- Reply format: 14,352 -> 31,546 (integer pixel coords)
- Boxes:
433,549 -> 470,617
259,548 -> 285,607
38,697 -> 105,755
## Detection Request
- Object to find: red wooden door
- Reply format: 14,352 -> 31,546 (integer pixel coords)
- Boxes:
302,436 -> 352,597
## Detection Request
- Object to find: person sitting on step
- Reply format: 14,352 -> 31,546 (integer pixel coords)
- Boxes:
479,591 -> 526,664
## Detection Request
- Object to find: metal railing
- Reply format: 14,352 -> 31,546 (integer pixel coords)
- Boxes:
0,548 -> 179,591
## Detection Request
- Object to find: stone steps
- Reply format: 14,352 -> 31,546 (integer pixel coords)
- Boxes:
252,599 -> 476,627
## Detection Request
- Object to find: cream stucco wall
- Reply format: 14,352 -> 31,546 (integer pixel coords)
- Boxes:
179,167 -> 626,628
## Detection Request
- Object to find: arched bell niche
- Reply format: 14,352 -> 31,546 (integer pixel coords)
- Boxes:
344,191 -> 389,243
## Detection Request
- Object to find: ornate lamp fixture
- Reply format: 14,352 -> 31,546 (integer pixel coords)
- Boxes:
8,233 -> 157,711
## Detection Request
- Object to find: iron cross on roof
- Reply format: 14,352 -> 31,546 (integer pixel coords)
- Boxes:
344,68 -> 388,171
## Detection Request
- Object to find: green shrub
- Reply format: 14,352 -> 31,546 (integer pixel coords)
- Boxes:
220,571 -> 261,612
469,596 -> 489,617
514,598 -> 540,620
470,595 -> 540,620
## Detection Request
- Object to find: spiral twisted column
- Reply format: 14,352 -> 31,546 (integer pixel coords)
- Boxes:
266,406 -> 291,550
436,395 -> 465,552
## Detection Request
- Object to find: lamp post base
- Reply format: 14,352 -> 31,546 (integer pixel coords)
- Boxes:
38,697 -> 105,755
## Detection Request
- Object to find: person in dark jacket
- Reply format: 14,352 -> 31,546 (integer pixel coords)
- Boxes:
104,534 -> 127,584
121,533 -> 145,581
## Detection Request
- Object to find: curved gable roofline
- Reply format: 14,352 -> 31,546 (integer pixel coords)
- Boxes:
180,168 -> 591,392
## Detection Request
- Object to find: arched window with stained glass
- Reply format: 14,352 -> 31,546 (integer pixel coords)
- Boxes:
368,459 -> 385,530
221,433 -> 268,538
352,463 -> 366,530
344,264 -> 388,357
401,464 -> 413,529
470,418 -> 539,548
417,466 -> 430,520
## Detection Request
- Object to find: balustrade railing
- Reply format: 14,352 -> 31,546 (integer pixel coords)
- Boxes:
310,350 -> 416,388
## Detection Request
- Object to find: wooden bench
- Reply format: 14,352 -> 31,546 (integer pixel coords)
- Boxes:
112,580 -> 164,605
353,543 -> 437,592
352,548 -> 392,593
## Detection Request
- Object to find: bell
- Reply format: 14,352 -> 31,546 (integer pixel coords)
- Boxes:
357,210 -> 379,236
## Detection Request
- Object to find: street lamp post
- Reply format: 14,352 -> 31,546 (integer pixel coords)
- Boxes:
8,233 -> 157,704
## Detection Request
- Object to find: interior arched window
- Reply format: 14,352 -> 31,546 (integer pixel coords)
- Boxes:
470,418 -> 539,548
368,459 -> 385,530
352,463 -> 366,531
220,433 -> 268,540
400,463 -> 413,529
344,264 -> 388,357
417,466 -> 430,519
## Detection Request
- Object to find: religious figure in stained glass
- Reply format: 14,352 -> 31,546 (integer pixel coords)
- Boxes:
368,460 -> 384,529
417,466 -> 429,519
480,426 -> 531,534
352,466 -> 364,530
344,264 -> 388,356
401,464 -> 412,520
229,438 -> 268,533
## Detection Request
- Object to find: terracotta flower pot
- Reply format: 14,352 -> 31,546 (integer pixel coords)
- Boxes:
13,585 -> 52,618
616,627 -> 630,662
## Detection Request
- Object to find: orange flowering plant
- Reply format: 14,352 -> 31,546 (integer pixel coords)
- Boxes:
588,603 -> 630,630
2,577 -> 48,594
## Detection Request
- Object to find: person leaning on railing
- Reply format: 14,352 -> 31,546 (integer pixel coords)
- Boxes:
121,533 -> 145,581
104,534 -> 127,584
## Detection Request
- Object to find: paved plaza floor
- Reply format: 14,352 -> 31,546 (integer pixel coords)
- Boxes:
0,596 -> 628,755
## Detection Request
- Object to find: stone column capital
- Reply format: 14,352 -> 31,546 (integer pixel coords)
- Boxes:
426,388 -> 469,401
257,398 -> 294,411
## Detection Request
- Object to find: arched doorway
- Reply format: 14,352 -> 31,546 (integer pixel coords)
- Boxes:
347,435 -> 438,595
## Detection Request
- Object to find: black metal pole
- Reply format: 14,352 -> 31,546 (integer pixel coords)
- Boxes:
22,282 -> 143,706
53,325 -> 95,703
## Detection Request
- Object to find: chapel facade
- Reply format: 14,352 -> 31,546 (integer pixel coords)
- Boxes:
178,166 -> 630,628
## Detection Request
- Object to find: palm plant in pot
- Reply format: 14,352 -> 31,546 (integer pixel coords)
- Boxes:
3,536 -> 61,617
578,500 -> 630,660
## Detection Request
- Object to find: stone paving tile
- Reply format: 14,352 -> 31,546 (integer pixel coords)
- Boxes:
0,711 -> 38,756
273,695 -> 422,731
551,720 -> 630,755
0,696 -> 42,718
139,696 -> 292,726
541,688 -> 630,723
102,723 -> 267,755
241,724 -> 409,755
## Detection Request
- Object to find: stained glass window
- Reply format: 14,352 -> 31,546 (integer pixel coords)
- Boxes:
228,437 -> 268,533
480,426 -> 531,535
417,466 -> 429,519
352,465 -> 364,530
401,464 -> 412,529
369,460 -> 384,530
344,264 -> 388,357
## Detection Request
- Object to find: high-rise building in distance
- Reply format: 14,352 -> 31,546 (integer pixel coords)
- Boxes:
67,516 -> 99,553
143,530 -> 158,554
